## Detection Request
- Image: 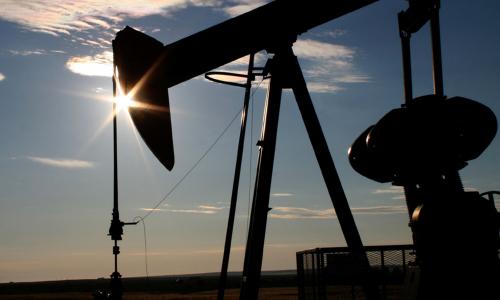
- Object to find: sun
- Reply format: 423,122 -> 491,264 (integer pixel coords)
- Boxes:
115,93 -> 134,111
114,73 -> 139,113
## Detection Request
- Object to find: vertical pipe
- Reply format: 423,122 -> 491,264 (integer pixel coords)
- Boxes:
217,53 -> 255,300
430,1 -> 444,97
110,58 -> 122,300
114,240 -> 118,273
112,70 -> 119,225
400,35 -> 413,105
240,52 -> 284,300
398,11 -> 413,106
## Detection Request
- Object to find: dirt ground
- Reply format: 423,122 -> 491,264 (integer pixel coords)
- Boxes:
0,288 -> 299,300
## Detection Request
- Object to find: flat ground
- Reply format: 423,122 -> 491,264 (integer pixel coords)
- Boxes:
0,288 -> 298,300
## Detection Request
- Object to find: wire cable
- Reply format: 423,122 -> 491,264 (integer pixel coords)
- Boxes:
141,106 -> 243,221
133,216 -> 149,280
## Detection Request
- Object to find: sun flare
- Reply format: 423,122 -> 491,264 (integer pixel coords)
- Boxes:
114,73 -> 138,112
115,93 -> 134,111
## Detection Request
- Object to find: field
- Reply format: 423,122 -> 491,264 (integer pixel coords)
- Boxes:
0,288 -> 298,300
0,272 -> 299,300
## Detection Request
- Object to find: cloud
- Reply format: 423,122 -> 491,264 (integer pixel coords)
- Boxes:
0,0 -> 367,94
0,73 -> 4,81
222,0 -> 269,17
294,39 -> 354,60
198,205 -> 225,210
26,156 -> 94,169
205,39 -> 370,94
269,205 -> 407,219
83,16 -> 112,29
271,193 -> 294,197
372,186 -> 405,200
351,205 -> 407,215
140,204 -> 225,214
304,82 -> 344,93
0,1 -> 220,37
140,208 -> 167,212
270,207 -> 335,219
9,49 -> 47,56
94,87 -> 106,93
66,51 -> 113,77
9,49 -> 67,57
319,29 -> 348,39
372,186 -> 404,194
292,39 -> 370,93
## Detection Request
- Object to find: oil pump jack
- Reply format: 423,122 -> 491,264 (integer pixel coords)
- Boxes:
105,0 -> 498,299
109,0 -> 381,299
349,1 -> 499,298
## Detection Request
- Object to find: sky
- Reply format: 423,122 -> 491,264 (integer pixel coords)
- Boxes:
0,0 -> 499,283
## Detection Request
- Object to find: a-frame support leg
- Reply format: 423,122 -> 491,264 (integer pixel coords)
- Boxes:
289,51 -> 380,300
240,46 -> 379,300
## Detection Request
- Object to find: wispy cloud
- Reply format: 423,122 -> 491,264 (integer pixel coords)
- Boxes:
9,49 -> 47,56
207,38 -> 370,94
51,50 -> 66,54
318,29 -> 348,39
140,204 -> 225,215
271,193 -> 294,197
0,72 -> 4,81
222,0 -> 269,17
269,205 -> 407,219
198,205 -> 225,210
140,208 -> 166,212
9,48 -> 67,56
270,207 -> 335,219
373,186 -> 405,200
26,156 -> 95,169
372,186 -> 404,194
351,205 -> 407,215
83,16 -> 112,29
0,1 -> 220,37
293,39 -> 370,93
294,39 -> 354,60
66,51 -> 113,77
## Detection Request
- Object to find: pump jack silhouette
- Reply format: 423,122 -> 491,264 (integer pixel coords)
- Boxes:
105,0 -> 498,299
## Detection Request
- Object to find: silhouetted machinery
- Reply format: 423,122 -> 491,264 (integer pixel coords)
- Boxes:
107,0 -> 498,299
349,0 -> 499,298
111,0 -> 381,299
